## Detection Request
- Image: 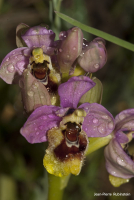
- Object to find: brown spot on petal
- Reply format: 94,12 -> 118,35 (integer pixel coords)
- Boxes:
54,122 -> 88,161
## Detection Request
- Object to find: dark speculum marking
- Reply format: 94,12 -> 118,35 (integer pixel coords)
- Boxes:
32,61 -> 50,82
54,122 -> 87,161
45,77 -> 58,94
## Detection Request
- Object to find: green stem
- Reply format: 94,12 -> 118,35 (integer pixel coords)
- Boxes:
55,11 -> 134,52
47,173 -> 70,200
86,134 -> 112,155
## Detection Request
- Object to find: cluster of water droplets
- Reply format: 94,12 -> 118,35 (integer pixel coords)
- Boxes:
59,31 -> 67,40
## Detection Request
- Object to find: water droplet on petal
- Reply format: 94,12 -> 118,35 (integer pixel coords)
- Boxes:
41,136 -> 47,141
100,56 -> 102,59
98,124 -> 106,134
108,121 -> 114,129
16,61 -> 26,72
7,64 -> 15,73
119,113 -> 126,120
67,54 -> 70,58
102,115 -> 108,119
36,131 -> 39,135
49,30 -> 53,34
48,114 -> 54,118
32,82 -> 39,89
6,57 -> 9,62
94,64 -> 99,69
27,90 -> 34,97
117,156 -> 126,166
73,47 -> 76,50
93,118 -> 99,124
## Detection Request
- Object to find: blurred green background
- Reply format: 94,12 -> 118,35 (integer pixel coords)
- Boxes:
0,0 -> 134,199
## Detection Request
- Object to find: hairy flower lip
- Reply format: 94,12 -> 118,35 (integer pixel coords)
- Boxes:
104,109 -> 134,179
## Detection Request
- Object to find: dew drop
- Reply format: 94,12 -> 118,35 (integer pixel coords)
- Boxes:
72,28 -> 77,32
32,82 -> 39,89
7,64 -> 15,73
102,115 -> 108,119
100,56 -> 102,59
93,118 -> 99,124
98,124 -> 106,134
108,121 -> 114,130
94,64 -> 99,69
36,131 -> 39,135
16,61 -> 25,72
41,136 -> 46,141
49,30 -> 53,34
119,113 -> 126,120
27,90 -> 34,97
67,54 -> 70,58
117,157 -> 126,166
48,114 -> 54,118
6,57 -> 9,62
73,47 -> 76,50
40,95 -> 44,99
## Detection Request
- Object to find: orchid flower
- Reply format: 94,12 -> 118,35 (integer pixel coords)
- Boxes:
0,24 -> 61,106
20,76 -> 114,177
104,109 -> 134,186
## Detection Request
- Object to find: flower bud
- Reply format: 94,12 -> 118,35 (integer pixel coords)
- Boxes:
20,69 -> 51,114
79,77 -> 103,105
78,37 -> 107,73
57,27 -> 83,74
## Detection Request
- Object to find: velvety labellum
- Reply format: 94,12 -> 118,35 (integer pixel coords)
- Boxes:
54,122 -> 87,161
32,60 -> 50,82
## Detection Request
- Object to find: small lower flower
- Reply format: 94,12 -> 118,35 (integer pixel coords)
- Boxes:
104,109 -> 134,186
20,76 -> 114,176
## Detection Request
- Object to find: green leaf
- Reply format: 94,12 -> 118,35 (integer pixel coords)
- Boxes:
55,11 -> 134,52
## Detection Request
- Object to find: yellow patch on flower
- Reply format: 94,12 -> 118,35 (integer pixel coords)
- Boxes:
31,48 -> 49,64
43,127 -> 85,177
109,174 -> 129,187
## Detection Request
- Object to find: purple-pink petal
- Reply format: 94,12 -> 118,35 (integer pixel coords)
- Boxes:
58,76 -> 96,109
21,26 -> 55,48
20,105 -> 62,144
104,138 -> 134,179
115,109 -> 134,132
57,27 -> 83,74
79,103 -> 115,137
0,47 -> 29,84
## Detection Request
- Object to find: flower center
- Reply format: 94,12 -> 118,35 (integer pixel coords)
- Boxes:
29,47 -> 61,105
32,61 -> 50,82
54,122 -> 87,161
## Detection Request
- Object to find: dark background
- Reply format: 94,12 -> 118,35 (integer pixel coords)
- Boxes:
0,0 -> 134,199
